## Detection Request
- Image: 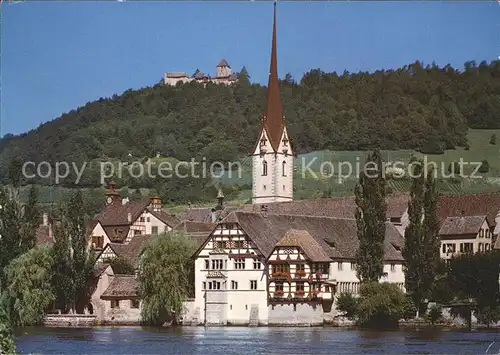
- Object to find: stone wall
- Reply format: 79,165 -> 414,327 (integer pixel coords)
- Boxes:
43,314 -> 96,327
268,303 -> 323,326
181,299 -> 202,325
101,299 -> 141,325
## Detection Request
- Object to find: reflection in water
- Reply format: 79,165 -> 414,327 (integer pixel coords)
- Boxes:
15,326 -> 500,355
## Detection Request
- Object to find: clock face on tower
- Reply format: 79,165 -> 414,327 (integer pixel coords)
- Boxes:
106,196 -> 113,205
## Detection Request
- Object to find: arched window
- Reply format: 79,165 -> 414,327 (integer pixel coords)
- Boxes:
282,161 -> 286,177
262,161 -> 268,176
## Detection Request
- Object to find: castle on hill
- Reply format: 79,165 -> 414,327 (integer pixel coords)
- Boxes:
163,59 -> 239,86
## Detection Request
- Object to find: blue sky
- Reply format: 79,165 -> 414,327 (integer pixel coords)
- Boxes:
2,1 -> 499,136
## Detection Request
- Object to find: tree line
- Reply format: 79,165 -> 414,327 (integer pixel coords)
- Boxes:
2,60 -> 500,186
339,149 -> 500,328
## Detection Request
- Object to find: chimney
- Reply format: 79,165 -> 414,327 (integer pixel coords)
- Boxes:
127,212 -> 132,224
43,213 -> 49,226
216,188 -> 224,211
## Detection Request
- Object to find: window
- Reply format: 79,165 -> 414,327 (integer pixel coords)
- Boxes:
234,259 -> 245,269
250,280 -> 258,290
146,217 -> 150,222
202,282 -> 206,290
390,264 -> 396,272
212,259 -> 223,270
325,286 -> 330,292
134,230 -> 142,235
140,217 -> 145,222
486,243 -> 491,251
312,263 -> 329,275
92,236 -> 104,249
296,282 -> 305,292
350,262 -> 355,271
151,226 -> 158,235
208,281 -> 221,290
272,264 -> 290,275
444,243 -> 456,254
204,260 -> 210,270
231,281 -> 238,290
338,262 -> 343,271
262,161 -> 268,176
130,300 -> 140,308
215,241 -> 224,249
233,240 -> 244,249
282,161 -> 286,177
253,259 -> 261,269
111,300 -> 120,309
479,243 -> 484,252
460,243 -> 473,253
296,264 -> 306,275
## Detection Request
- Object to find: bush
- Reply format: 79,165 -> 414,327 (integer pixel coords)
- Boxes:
355,282 -> 407,328
336,293 -> 357,318
104,256 -> 135,275
478,160 -> 490,173
402,295 -> 417,320
0,310 -> 16,354
475,306 -> 500,327
425,304 -> 442,325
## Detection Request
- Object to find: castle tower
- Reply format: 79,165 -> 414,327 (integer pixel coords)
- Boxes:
216,59 -> 232,78
252,1 -> 293,204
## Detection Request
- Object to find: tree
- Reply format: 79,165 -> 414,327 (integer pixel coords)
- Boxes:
0,161 -> 41,289
20,185 -> 41,252
5,245 -> 55,326
355,282 -> 407,328
490,134 -> 496,145
104,256 -> 135,275
478,160 -> 490,173
336,292 -> 357,318
0,309 -> 16,355
52,191 -> 94,313
354,149 -> 387,282
238,66 -> 250,85
139,232 -> 196,326
403,162 -> 441,317
425,304 -> 442,325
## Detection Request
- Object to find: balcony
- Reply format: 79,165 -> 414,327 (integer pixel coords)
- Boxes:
271,271 -> 291,279
207,270 -> 227,279
295,270 -> 306,278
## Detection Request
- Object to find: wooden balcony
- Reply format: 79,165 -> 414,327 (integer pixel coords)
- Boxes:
270,271 -> 291,279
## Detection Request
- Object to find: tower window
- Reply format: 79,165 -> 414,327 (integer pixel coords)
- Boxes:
282,161 -> 286,177
262,161 -> 268,176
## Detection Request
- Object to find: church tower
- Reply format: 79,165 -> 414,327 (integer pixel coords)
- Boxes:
252,1 -> 293,204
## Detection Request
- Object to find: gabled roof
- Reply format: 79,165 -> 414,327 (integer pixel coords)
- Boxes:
217,59 -> 230,68
205,212 -> 403,262
439,215 -> 487,236
100,234 -> 154,267
166,71 -> 188,78
146,208 -> 180,228
274,229 -> 331,262
438,192 -> 500,227
96,199 -> 150,226
173,221 -> 216,249
182,206 -> 239,223
239,193 -> 409,220
101,275 -> 139,299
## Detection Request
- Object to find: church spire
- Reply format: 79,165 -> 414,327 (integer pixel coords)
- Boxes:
263,0 -> 284,152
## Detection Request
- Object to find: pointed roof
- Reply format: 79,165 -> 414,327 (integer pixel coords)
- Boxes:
217,59 -> 230,68
260,1 -> 285,152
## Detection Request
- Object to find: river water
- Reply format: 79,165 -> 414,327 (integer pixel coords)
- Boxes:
14,326 -> 500,354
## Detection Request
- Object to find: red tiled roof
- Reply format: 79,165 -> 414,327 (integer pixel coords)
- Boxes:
438,192 -> 500,227
439,215 -> 487,236
101,275 -> 139,299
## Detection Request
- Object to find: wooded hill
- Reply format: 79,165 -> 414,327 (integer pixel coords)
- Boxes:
1,60 -> 500,185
